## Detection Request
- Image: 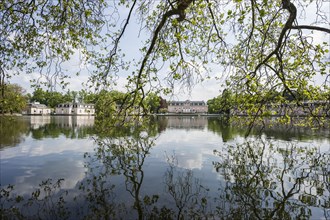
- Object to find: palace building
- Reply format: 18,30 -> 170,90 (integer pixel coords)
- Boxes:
26,102 -> 52,115
55,102 -> 95,115
167,100 -> 208,114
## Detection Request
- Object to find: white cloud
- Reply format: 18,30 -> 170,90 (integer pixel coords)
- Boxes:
153,128 -> 221,170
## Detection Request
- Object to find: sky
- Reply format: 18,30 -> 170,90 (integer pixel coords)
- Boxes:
9,3 -> 227,102
9,1 -> 330,102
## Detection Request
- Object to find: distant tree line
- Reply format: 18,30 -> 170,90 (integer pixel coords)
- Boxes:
3,83 -> 328,116
29,88 -> 98,108
0,83 -> 168,115
207,87 -> 330,115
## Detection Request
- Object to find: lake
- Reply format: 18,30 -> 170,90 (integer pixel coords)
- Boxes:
1,115 -> 329,219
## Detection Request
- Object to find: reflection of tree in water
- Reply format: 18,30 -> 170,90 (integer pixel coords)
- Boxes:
30,123 -> 95,140
1,179 -> 71,219
207,117 -> 237,142
1,125 -> 329,219
79,134 -> 211,219
164,154 -> 212,219
0,117 -> 30,148
213,138 -> 330,219
208,117 -> 330,142
0,131 -> 212,219
78,134 -> 156,219
153,116 -> 168,134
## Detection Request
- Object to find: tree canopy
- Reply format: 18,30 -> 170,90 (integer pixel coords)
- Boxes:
1,0 -> 329,124
0,83 -> 27,114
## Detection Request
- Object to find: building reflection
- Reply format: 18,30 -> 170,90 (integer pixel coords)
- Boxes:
29,116 -> 96,140
53,115 -> 95,128
27,115 -> 330,142
160,116 -> 207,130
29,115 -> 95,128
30,116 -> 51,129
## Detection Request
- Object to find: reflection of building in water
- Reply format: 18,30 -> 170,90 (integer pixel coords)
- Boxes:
28,116 -> 94,129
168,100 -> 208,113
166,116 -> 207,130
30,116 -> 51,129
53,116 -> 95,127
55,103 -> 95,115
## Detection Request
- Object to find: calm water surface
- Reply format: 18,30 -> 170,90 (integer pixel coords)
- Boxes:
0,116 -> 329,219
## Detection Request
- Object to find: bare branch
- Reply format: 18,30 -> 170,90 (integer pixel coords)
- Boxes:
252,0 -> 297,75
103,0 -> 138,80
135,0 -> 194,97
291,25 -> 330,34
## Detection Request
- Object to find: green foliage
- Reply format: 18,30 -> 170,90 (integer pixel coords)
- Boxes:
79,89 -> 98,104
31,88 -> 66,108
94,89 -> 147,134
0,84 -> 28,114
30,88 -> 100,108
207,89 -> 234,114
0,0 -> 106,88
145,93 -> 161,113
20,86 -> 166,119
94,90 -> 126,117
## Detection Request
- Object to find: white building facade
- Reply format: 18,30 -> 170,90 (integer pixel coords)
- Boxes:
27,102 -> 51,115
55,103 -> 95,115
167,100 -> 208,113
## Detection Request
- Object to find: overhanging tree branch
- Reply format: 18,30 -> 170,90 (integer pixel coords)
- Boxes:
103,0 -> 138,80
134,0 -> 194,96
291,25 -> 330,34
252,0 -> 297,75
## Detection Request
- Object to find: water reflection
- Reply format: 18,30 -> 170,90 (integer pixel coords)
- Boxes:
30,116 -> 95,140
1,116 -> 329,219
158,116 -> 330,142
0,116 -> 95,148
2,135 -> 329,219
0,117 -> 30,149
76,134 -> 157,219
161,116 -> 207,130
213,139 -> 330,219
163,155 -> 211,219
1,116 -> 329,148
